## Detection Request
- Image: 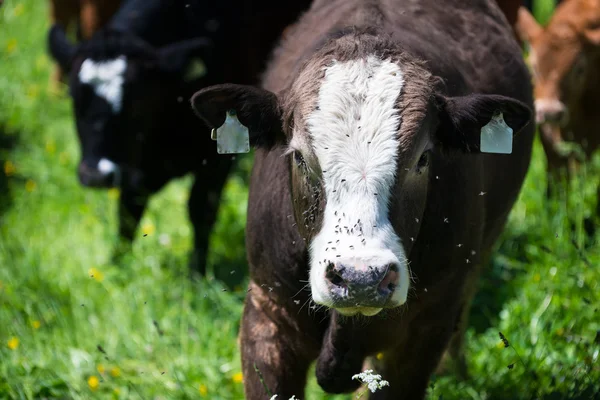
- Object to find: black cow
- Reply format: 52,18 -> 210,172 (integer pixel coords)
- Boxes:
192,0 -> 534,398
48,0 -> 311,274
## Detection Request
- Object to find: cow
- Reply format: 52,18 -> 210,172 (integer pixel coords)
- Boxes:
48,0 -> 122,85
47,0 -> 311,275
191,0 -> 534,398
516,0 -> 600,221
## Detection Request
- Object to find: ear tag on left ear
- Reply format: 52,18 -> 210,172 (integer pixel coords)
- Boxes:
480,112 -> 513,154
215,110 -> 250,154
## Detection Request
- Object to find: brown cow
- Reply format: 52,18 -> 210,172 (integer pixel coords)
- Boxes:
516,0 -> 600,218
48,0 -> 121,84
192,0 -> 534,398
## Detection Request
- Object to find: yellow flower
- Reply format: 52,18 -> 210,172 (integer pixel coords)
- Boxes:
108,188 -> 120,200
45,140 -> 56,155
199,384 -> 208,396
14,4 -> 25,16
7,337 -> 19,350
533,273 -> 541,282
97,364 -> 105,374
88,267 -> 104,283
88,375 -> 100,391
110,367 -> 120,377
31,320 -> 41,330
141,221 -> 156,236
59,152 -> 69,165
4,160 -> 16,176
6,39 -> 17,54
35,55 -> 48,71
376,352 -> 384,360
25,179 -> 36,192
232,372 -> 243,384
27,84 -> 40,100
496,340 -> 505,350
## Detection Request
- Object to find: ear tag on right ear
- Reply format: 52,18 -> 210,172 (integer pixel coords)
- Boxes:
480,112 -> 513,154
215,110 -> 250,154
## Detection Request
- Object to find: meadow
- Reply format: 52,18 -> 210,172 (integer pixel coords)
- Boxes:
0,0 -> 599,399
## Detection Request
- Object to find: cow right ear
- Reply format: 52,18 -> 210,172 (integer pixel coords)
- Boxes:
190,84 -> 285,149
48,24 -> 78,72
515,6 -> 543,44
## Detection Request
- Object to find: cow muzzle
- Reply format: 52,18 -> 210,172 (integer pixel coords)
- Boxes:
319,257 -> 402,314
78,158 -> 121,188
535,99 -> 568,126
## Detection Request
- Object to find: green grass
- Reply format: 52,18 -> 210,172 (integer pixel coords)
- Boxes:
0,0 -> 599,399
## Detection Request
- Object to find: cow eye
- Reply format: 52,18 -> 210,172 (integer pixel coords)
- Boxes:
416,150 -> 430,174
294,151 -> 307,169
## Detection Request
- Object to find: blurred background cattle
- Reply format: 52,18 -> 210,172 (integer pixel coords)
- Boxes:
516,0 -> 600,234
0,0 -> 598,398
47,0 -> 311,275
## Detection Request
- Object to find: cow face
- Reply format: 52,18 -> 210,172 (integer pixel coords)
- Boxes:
48,25 -> 210,190
191,43 -> 531,316
516,5 -> 600,127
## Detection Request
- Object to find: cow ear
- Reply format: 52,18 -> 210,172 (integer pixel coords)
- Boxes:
191,84 -> 285,149
434,93 -> 532,153
48,24 -> 77,72
516,6 -> 543,44
157,38 -> 212,78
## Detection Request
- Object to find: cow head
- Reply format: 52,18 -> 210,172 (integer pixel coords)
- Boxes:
47,25 -> 211,190
191,34 -> 531,316
516,4 -> 600,127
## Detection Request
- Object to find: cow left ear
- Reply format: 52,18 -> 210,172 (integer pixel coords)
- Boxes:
191,83 -> 285,149
48,24 -> 78,72
434,93 -> 532,153
157,37 -> 212,78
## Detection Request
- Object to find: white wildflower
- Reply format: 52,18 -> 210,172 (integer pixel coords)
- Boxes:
352,369 -> 390,393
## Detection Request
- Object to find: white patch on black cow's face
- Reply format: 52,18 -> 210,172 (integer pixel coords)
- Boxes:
78,56 -> 127,113
97,158 -> 121,185
304,56 -> 409,315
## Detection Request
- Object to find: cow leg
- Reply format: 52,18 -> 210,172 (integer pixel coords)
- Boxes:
434,260 -> 484,380
539,125 -> 568,199
187,161 -> 232,276
240,284 -> 318,400
114,189 -> 149,258
370,310 -> 459,400
315,313 -> 365,394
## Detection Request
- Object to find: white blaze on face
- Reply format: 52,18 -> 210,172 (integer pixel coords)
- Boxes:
78,56 -> 127,113
306,56 -> 409,309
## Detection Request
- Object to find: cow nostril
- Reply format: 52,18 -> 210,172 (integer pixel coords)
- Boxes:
377,264 -> 399,296
330,272 -> 345,287
325,262 -> 347,288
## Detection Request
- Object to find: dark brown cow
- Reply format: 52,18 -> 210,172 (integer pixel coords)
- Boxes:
517,0 -> 600,217
48,0 -> 122,84
192,0 -> 534,398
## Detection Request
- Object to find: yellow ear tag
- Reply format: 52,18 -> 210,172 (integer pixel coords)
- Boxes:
480,112 -> 513,154
215,110 -> 250,154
